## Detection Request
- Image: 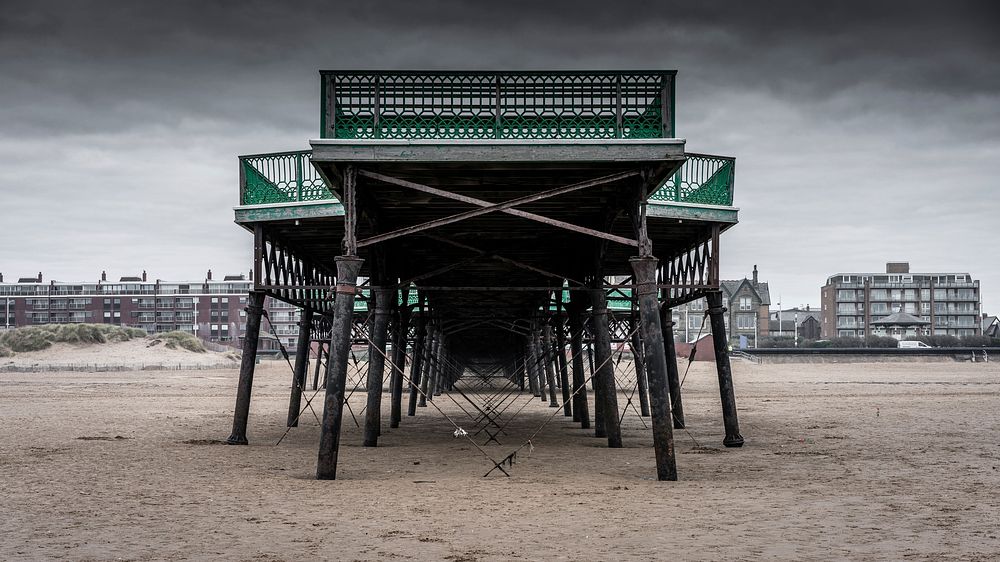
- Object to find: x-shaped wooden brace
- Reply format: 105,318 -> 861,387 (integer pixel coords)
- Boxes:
356,170 -> 640,248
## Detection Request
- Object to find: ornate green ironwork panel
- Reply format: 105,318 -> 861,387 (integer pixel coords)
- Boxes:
240,151 -> 333,206
650,154 -> 735,206
322,71 -> 674,140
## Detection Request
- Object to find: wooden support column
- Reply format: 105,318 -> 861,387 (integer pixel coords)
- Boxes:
316,255 -> 364,479
660,306 -> 686,429
389,302 -> 411,428
226,290 -> 266,445
567,301 -> 590,428
543,324 -> 559,407
554,316 -> 572,417
706,290 -> 745,448
364,287 -> 393,447
630,322 -> 651,417
406,312 -> 425,416
630,256 -> 678,480
590,288 -> 622,448
286,307 -> 314,427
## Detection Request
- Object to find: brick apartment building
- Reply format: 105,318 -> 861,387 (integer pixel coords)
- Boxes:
820,262 -> 982,339
0,270 -> 301,353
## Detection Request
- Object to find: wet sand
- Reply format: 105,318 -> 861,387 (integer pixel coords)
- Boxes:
1,360 -> 998,561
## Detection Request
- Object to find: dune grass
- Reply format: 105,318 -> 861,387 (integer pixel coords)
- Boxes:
158,331 -> 207,353
0,324 -> 148,354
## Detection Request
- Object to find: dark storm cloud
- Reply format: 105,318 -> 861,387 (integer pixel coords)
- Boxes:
1,1 -> 998,312
3,0 -> 997,135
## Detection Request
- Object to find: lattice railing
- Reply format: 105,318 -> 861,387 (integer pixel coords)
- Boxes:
321,71 -> 675,140
658,233 -> 719,307
240,150 -> 333,206
650,153 -> 735,206
239,150 -> 733,211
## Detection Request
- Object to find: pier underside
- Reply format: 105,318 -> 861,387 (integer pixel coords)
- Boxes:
227,70 -> 744,481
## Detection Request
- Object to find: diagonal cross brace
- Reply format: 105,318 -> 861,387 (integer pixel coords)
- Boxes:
356,170 -> 639,248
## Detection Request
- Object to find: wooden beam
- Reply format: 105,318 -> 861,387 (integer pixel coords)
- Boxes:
356,170 -> 639,248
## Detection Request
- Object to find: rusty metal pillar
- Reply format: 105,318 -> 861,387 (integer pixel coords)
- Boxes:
316,255 -> 364,479
533,326 -> 547,402
631,256 -> 678,480
526,337 -> 540,397
517,347 -> 526,391
406,312 -> 425,416
389,302 -> 411,429
429,332 -> 443,399
312,340 -> 325,391
588,329 -> 605,437
630,321 -> 650,417
554,315 -> 572,417
418,324 -> 435,407
590,288 -> 622,448
227,289 -> 265,445
706,290 -> 745,448
567,301 -> 590,428
286,307 -> 313,427
543,324 -> 559,407
660,306 -> 686,429
363,287 -> 393,447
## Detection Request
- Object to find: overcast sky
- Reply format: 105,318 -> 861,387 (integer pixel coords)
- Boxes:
2,1 -> 998,313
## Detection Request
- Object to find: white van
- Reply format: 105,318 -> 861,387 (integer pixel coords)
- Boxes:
899,340 -> 932,349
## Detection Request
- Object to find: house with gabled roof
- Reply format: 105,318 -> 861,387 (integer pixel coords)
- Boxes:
671,265 -> 771,347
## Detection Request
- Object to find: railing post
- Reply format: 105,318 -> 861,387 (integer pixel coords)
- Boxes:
238,158 -> 246,206
295,153 -> 303,202
615,74 -> 623,139
373,75 -> 381,139
494,74 -> 502,139
323,73 -> 336,139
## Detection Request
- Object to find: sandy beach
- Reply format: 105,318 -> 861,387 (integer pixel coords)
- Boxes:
1,359 -> 999,561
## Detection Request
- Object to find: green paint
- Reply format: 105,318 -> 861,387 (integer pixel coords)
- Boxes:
322,71 -> 671,141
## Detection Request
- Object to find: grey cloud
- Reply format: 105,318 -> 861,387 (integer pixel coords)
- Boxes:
1,0 -> 998,313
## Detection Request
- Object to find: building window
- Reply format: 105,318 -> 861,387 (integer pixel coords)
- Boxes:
739,297 -> 752,311
736,314 -> 755,329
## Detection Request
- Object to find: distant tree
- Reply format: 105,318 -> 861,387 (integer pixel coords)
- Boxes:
958,335 -> 1000,347
864,335 -> 899,348
829,336 -> 863,348
758,336 -> 795,348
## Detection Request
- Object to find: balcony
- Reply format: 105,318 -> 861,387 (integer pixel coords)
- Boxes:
240,151 -> 734,207
238,71 -> 734,210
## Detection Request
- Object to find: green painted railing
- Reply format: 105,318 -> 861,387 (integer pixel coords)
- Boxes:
239,150 -> 333,206
320,71 -> 676,140
239,151 -> 733,207
651,153 -> 735,206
